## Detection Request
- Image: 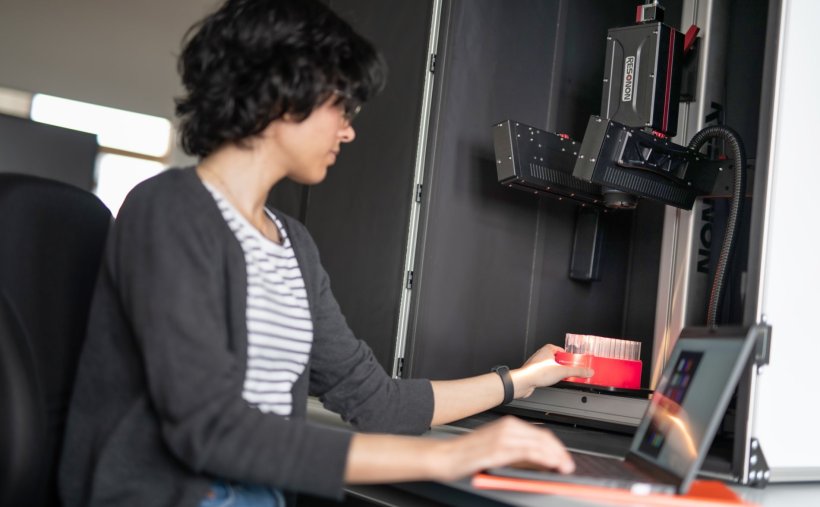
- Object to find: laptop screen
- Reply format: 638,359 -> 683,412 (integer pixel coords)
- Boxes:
629,328 -> 757,483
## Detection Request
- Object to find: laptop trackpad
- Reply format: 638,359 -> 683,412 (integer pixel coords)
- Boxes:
487,452 -> 676,494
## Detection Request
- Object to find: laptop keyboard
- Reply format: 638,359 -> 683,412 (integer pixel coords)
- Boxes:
571,452 -> 650,482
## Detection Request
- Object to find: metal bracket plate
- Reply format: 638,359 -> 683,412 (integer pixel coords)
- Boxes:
747,438 -> 771,487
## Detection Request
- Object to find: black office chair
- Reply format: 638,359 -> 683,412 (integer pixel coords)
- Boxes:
0,173 -> 111,507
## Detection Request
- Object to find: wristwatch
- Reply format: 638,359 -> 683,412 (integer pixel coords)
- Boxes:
491,365 -> 514,405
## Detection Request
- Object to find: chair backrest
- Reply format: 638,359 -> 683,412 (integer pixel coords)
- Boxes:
0,173 -> 111,507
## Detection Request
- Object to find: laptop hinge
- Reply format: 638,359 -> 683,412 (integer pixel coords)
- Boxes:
625,452 -> 682,490
746,438 -> 770,488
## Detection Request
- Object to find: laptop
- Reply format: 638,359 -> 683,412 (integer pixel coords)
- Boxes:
488,325 -> 764,495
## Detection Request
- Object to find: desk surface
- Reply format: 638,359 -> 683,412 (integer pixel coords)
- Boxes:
307,398 -> 820,506
349,474 -> 820,507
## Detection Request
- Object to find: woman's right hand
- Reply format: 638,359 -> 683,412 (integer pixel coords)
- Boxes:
431,415 -> 575,481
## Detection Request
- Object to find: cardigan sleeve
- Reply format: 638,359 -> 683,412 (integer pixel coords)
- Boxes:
286,220 -> 434,434
111,176 -> 353,498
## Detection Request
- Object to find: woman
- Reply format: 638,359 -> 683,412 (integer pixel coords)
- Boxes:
59,1 -> 593,505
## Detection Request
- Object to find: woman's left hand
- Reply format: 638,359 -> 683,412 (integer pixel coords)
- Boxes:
510,344 -> 593,399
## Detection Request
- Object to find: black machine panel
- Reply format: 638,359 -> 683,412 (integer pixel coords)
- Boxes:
493,120 -> 602,206
601,22 -> 684,136
573,116 -> 722,210
493,3 -> 714,211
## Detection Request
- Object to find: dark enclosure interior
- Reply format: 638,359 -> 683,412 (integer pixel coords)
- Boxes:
268,0 -> 768,394
405,0 -> 666,387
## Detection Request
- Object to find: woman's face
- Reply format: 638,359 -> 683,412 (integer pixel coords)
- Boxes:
267,96 -> 357,185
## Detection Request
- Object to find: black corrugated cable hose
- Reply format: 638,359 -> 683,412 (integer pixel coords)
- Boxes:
687,125 -> 747,327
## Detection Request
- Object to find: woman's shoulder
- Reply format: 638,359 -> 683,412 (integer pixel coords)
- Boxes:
110,168 -> 233,265
116,167 -> 229,242
118,167 -> 210,216
126,167 -> 199,202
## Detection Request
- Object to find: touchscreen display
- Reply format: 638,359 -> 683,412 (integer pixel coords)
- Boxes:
631,337 -> 750,479
638,351 -> 703,459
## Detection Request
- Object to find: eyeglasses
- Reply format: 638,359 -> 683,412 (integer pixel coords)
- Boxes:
333,90 -> 362,124
343,102 -> 362,124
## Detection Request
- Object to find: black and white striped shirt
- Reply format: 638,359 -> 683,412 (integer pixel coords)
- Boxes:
205,183 -> 313,416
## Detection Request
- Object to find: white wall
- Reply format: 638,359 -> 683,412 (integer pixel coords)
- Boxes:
755,0 -> 820,480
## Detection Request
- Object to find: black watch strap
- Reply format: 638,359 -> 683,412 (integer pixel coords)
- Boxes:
491,365 -> 514,405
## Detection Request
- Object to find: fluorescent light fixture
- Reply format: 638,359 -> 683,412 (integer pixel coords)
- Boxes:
30,94 -> 171,158
0,87 -> 33,118
94,153 -> 165,216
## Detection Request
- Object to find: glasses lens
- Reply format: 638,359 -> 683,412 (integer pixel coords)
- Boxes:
334,90 -> 361,124
345,103 -> 362,123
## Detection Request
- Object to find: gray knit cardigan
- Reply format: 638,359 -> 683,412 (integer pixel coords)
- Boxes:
59,167 -> 434,506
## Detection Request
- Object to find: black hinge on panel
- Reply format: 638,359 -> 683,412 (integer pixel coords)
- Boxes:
396,357 -> 405,378
753,324 -> 772,367
415,183 -> 423,203
406,270 -> 414,289
429,53 -> 437,74
747,438 -> 770,488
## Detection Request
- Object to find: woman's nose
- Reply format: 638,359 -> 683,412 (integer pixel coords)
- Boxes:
340,123 -> 356,143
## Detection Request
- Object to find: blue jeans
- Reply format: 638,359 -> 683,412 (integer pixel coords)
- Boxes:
198,481 -> 285,507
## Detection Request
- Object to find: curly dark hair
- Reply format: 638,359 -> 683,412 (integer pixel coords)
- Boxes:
175,0 -> 386,157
